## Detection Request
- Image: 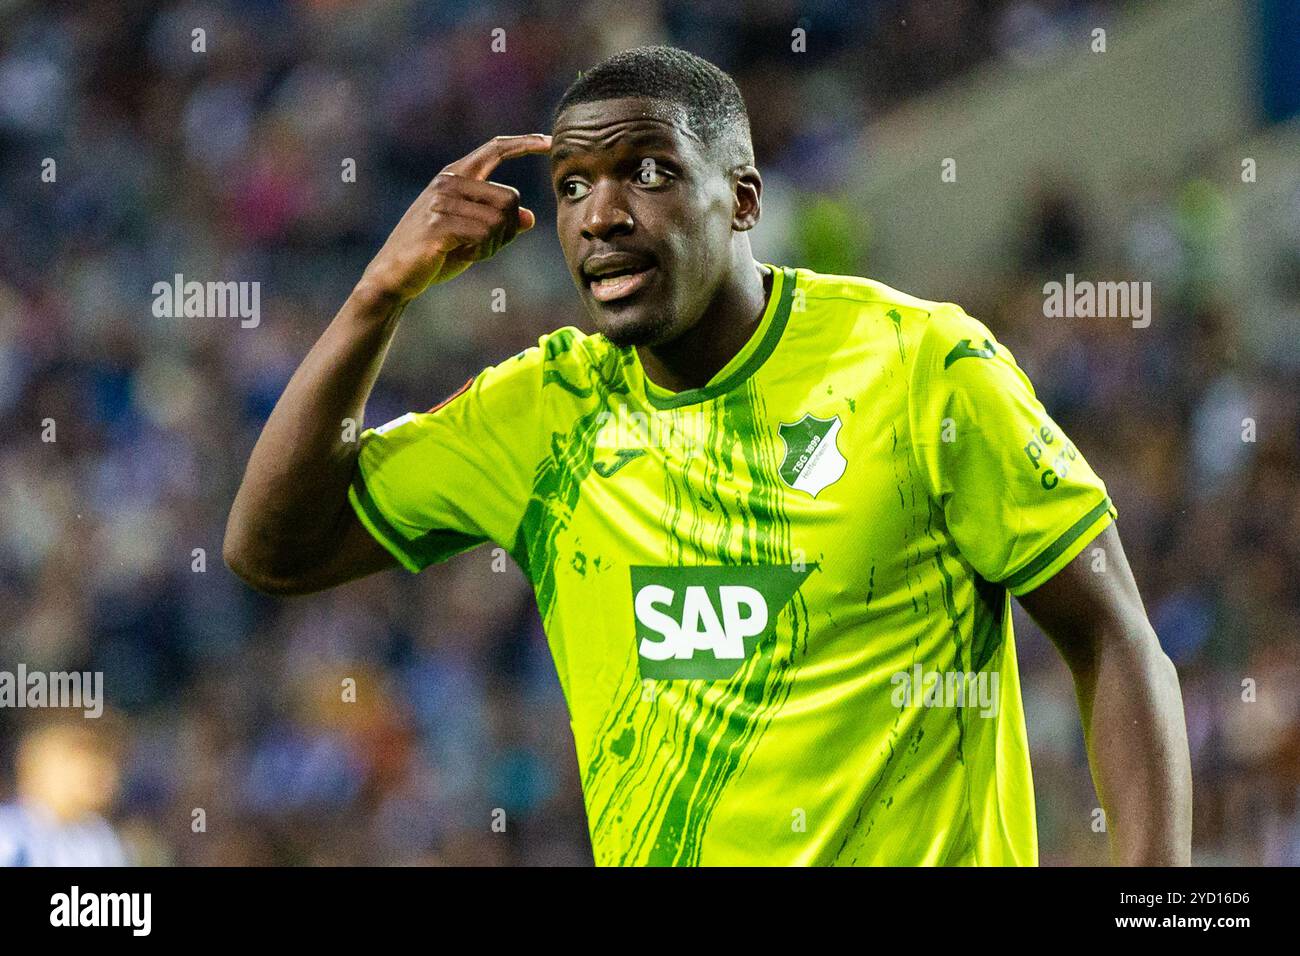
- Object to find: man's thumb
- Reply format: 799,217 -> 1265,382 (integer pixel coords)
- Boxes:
517,207 -> 536,232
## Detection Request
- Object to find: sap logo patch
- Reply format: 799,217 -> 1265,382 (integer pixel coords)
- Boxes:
630,565 -> 814,680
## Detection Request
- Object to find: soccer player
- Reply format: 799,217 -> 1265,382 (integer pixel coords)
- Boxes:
225,46 -> 1192,865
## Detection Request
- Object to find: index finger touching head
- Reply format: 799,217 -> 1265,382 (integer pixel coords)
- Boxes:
446,133 -> 553,180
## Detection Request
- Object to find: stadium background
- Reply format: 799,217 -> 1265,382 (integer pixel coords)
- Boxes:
0,0 -> 1297,865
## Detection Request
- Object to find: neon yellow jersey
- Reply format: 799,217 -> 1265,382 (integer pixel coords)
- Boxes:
348,264 -> 1116,865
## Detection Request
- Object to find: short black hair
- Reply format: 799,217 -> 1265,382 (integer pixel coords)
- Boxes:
554,46 -> 752,160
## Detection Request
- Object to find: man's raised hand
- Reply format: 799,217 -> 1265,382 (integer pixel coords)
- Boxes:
361,133 -> 552,301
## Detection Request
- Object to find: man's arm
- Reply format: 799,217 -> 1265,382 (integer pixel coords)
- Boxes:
1016,522 -> 1193,865
223,134 -> 552,595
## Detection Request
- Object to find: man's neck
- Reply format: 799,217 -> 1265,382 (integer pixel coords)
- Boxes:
637,259 -> 773,393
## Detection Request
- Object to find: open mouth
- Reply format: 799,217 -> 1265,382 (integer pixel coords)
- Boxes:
589,266 -> 656,303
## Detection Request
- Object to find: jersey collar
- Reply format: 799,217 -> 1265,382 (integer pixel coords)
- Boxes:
629,263 -> 796,410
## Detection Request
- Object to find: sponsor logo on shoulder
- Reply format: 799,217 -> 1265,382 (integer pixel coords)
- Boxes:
943,337 -> 997,368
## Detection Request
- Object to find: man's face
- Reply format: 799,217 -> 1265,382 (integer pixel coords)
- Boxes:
550,97 -> 742,348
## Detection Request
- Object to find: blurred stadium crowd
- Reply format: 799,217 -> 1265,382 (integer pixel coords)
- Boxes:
1,0 -> 1297,865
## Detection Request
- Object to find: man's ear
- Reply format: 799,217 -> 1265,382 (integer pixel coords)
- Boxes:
732,164 -> 762,231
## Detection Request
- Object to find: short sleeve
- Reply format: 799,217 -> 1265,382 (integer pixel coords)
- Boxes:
907,304 -> 1116,595
347,339 -> 547,573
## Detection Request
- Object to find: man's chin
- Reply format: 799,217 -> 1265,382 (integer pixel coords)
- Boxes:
592,307 -> 677,349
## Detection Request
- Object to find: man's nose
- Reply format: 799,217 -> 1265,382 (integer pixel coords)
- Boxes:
581,182 -> 634,241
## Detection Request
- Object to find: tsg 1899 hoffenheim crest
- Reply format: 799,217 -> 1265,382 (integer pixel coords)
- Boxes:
777,413 -> 847,497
